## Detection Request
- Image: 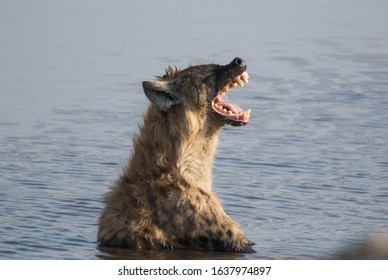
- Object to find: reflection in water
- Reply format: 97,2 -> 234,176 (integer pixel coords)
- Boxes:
96,246 -> 250,260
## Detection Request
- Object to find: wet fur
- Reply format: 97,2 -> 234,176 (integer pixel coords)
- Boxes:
98,60 -> 254,252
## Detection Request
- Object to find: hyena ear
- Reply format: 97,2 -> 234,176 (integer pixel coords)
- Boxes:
142,80 -> 176,111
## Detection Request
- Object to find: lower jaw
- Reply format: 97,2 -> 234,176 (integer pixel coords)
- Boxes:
211,113 -> 248,127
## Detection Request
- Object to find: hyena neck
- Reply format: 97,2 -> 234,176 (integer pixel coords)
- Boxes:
126,106 -> 221,192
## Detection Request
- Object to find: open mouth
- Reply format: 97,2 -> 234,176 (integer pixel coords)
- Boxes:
211,71 -> 251,124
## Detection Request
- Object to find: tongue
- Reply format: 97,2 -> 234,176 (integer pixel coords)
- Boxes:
217,101 -> 243,114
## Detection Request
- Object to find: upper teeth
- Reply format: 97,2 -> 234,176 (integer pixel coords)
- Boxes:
236,77 -> 244,87
240,72 -> 249,83
221,71 -> 249,92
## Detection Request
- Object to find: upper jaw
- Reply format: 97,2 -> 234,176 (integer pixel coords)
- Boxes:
211,71 -> 251,126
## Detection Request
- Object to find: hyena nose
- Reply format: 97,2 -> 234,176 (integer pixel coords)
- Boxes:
232,57 -> 246,67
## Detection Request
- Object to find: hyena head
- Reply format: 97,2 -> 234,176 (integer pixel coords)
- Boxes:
142,57 -> 251,129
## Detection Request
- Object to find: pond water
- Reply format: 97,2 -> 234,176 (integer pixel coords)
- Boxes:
0,0 -> 387,259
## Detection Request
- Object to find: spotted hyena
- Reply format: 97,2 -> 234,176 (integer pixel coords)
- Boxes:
98,57 -> 254,252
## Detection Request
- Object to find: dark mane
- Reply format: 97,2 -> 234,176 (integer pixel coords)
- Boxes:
156,66 -> 181,80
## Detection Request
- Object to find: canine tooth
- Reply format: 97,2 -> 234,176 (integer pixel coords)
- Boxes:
236,78 -> 244,87
241,72 -> 249,83
241,110 -> 250,121
241,75 -> 249,83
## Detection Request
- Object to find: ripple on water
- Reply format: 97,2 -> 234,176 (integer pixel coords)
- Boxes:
1,0 -> 388,260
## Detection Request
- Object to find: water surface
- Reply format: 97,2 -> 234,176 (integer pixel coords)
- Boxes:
1,0 -> 387,259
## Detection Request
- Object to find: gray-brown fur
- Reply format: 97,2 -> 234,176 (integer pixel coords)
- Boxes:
98,57 -> 254,252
